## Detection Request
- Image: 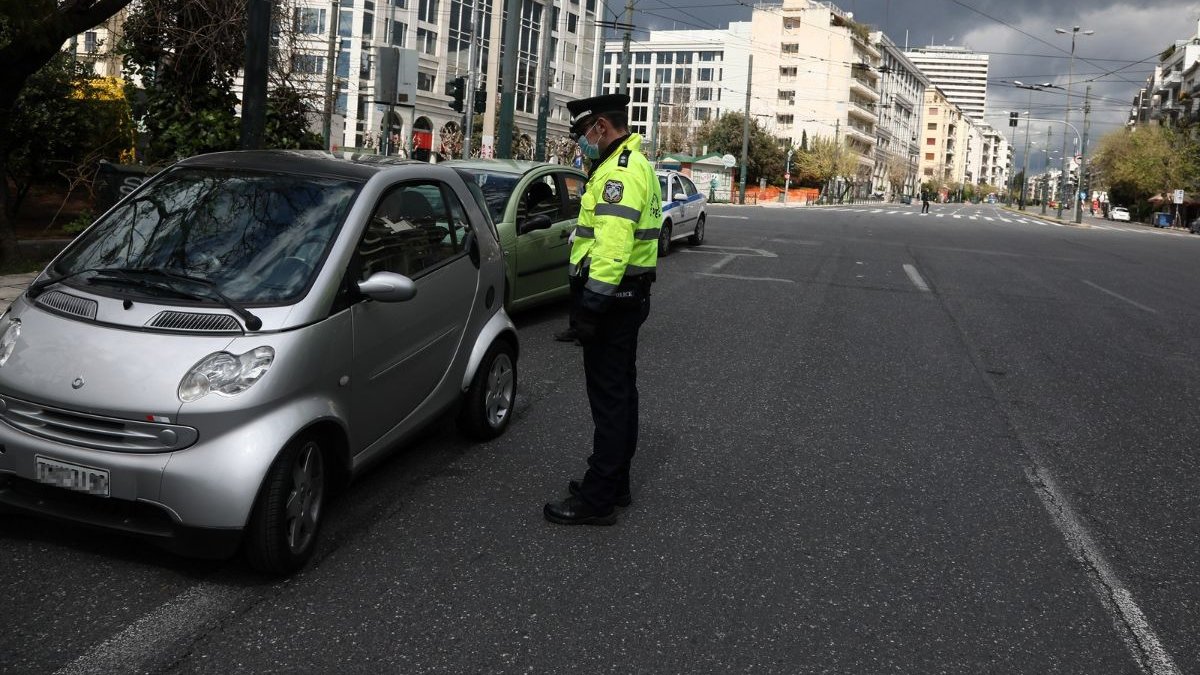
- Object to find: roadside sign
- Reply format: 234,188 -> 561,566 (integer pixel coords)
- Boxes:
721,154 -> 736,168
1173,189 -> 1185,204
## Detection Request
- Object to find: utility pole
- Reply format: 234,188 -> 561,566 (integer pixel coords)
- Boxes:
240,0 -> 270,150
1041,126 -> 1051,216
462,0 -> 483,159
784,148 -> 793,204
534,0 -> 556,161
594,7 -> 607,96
1075,85 -> 1091,224
649,84 -> 662,162
497,0 -> 523,158
322,0 -> 342,150
619,0 -> 633,96
832,119 -> 841,204
737,53 -> 752,205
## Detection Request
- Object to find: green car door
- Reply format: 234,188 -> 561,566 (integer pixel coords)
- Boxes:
510,170 -> 582,310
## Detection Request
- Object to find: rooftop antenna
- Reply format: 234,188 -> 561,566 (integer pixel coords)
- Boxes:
904,29 -> 908,51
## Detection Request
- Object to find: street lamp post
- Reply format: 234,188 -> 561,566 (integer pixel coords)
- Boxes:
1053,26 -> 1094,220
784,148 -> 794,204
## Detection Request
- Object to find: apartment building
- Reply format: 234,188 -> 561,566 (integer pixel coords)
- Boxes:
918,87 -> 970,191
750,0 -> 882,195
904,45 -> 988,124
270,0 -> 606,157
62,8 -> 130,79
1135,20 -> 1200,128
870,30 -> 928,199
600,25 -> 752,158
978,124 -> 1011,191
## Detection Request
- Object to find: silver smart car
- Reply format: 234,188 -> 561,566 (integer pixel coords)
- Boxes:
0,151 -> 518,575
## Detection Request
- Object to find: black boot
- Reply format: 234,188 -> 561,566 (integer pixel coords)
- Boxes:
543,495 -> 616,525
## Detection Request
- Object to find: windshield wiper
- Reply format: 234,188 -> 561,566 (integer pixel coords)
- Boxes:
119,268 -> 263,331
28,267 -> 263,331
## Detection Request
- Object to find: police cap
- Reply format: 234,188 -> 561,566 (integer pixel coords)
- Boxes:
567,93 -> 630,137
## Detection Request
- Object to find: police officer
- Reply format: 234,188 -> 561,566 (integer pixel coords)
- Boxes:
543,93 -> 660,526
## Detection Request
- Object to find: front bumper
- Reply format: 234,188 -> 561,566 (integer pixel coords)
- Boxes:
0,473 -> 242,558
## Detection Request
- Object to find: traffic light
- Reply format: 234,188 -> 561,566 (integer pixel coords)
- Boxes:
1009,111 -> 1019,127
447,76 -> 466,113
474,90 -> 487,114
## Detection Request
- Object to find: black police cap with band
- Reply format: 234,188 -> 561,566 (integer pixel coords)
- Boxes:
567,93 -> 630,138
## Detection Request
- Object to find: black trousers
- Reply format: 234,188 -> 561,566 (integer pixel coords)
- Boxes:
575,287 -> 650,510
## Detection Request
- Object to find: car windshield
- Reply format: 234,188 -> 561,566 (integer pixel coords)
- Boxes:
658,175 -> 669,201
50,167 -> 360,305
453,168 -> 521,223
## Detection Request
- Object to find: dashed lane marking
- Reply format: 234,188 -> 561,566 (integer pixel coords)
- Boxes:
1082,280 -> 1158,314
902,263 -> 931,293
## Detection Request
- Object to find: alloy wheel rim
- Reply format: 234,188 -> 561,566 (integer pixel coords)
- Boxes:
484,353 -> 514,427
285,441 -> 323,553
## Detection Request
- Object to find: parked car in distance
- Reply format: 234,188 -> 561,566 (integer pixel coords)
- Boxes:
0,150 -> 519,575
657,169 -> 707,256
447,160 -> 586,311
1189,216 -> 1200,234
899,195 -> 913,205
1111,206 -> 1131,222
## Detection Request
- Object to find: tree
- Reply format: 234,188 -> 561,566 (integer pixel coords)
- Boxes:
696,112 -> 788,186
1091,125 -> 1199,216
884,153 -> 908,199
795,134 -> 858,202
0,0 -> 137,265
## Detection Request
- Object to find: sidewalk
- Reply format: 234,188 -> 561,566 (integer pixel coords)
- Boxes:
0,273 -> 37,313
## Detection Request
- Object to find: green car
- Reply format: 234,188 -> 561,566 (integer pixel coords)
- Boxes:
448,160 -> 586,311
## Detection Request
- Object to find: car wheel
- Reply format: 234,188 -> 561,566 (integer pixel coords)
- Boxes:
245,435 -> 326,576
658,222 -> 672,257
689,214 -> 706,245
460,339 -> 517,440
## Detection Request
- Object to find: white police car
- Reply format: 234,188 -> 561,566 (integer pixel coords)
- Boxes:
656,170 -> 707,256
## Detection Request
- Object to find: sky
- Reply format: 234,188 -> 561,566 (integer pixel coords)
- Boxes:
628,0 -> 1200,171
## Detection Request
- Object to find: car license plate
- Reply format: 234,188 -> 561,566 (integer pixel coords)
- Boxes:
34,456 -> 110,497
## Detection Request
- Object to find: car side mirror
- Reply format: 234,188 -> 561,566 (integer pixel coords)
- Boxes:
357,271 -> 417,302
673,192 -> 687,202
519,213 -> 553,234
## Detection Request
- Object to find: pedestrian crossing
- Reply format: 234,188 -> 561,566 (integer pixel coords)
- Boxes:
817,206 -> 1188,236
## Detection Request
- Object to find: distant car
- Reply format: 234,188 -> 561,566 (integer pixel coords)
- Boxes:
899,195 -> 913,205
1111,206 -> 1131,222
447,160 -> 587,312
0,151 -> 518,575
657,170 -> 707,256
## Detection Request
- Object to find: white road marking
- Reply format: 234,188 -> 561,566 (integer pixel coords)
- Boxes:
1082,280 -> 1158,314
686,245 -> 777,257
697,272 -> 794,283
56,582 -> 249,675
1024,465 -> 1181,675
711,254 -> 737,271
711,214 -> 749,220
902,264 -> 931,293
935,214 -> 945,218
984,217 -> 995,221
765,238 -> 823,245
953,215 -> 962,219
969,216 -> 978,220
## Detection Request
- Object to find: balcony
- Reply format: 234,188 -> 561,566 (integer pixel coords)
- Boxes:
849,77 -> 880,102
844,124 -> 876,146
848,99 -> 876,121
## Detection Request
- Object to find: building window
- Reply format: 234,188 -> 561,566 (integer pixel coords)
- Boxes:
564,43 -> 577,64
927,122 -> 937,130
633,87 -> 648,103
924,168 -> 934,176
697,68 -> 714,81
567,12 -> 578,33
84,31 -> 98,53
362,11 -> 374,39
336,50 -> 350,78
658,52 -> 673,65
632,107 -> 648,122
634,67 -> 649,84
926,137 -> 935,145
293,54 -> 325,75
777,114 -> 794,127
675,51 -> 692,64
699,51 -> 720,61
696,87 -> 712,101
418,0 -> 438,23
929,107 -> 938,115
339,9 -> 353,36
778,90 -> 795,105
781,43 -> 799,54
295,8 -> 327,34
656,68 -> 671,84
635,52 -> 651,65
780,66 -> 797,80
925,152 -> 935,160
417,27 -> 437,55
695,108 -> 710,121
390,20 -> 407,46
418,71 -> 436,92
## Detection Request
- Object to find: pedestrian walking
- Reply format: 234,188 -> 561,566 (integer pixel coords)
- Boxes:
544,93 -> 660,526
921,192 -> 930,213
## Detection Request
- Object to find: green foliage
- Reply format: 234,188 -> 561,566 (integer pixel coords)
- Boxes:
695,112 -> 788,185
64,209 -> 94,234
122,0 -> 324,162
1092,125 -> 1200,208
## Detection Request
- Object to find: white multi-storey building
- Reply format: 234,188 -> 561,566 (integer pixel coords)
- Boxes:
600,25 -> 752,159
904,45 -> 989,124
266,0 -> 607,157
871,30 -> 928,199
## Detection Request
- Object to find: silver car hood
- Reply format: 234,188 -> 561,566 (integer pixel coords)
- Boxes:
0,298 -> 236,420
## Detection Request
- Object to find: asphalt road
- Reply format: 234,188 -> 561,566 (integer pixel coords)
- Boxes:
3,202 -> 1198,674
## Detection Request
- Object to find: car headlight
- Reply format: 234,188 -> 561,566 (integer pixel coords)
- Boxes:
0,318 -> 20,367
178,346 -> 275,402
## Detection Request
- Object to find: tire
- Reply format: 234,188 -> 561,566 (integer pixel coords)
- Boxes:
459,339 -> 517,440
244,435 -> 326,576
689,214 -> 706,245
658,222 -> 672,257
